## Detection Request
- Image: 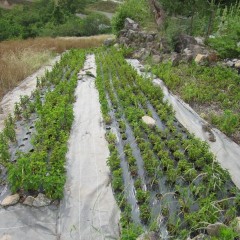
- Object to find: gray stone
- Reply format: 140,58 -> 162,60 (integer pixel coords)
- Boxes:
1,194 -> 19,207
32,193 -> 51,207
226,60 -> 234,67
171,53 -> 181,66
206,222 -> 226,236
142,116 -> 156,128
194,37 -> 205,45
187,233 -> 209,240
23,196 -> 35,206
137,231 -> 159,240
152,55 -> 162,64
174,34 -> 197,53
103,38 -> 115,47
146,34 -> 154,42
124,18 -> 139,30
183,48 -> 192,55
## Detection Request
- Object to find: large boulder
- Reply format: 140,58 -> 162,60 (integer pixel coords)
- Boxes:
124,18 -> 139,30
174,34 -> 197,53
1,194 -> 20,207
142,116 -> 156,128
206,222 -> 226,236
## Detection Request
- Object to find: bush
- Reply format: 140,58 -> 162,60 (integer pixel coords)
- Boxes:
207,2 -> 240,58
81,13 -> 111,36
112,0 -> 152,34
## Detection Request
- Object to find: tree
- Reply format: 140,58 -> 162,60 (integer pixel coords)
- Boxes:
58,0 -> 87,14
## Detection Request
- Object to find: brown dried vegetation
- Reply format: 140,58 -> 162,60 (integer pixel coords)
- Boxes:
0,35 -> 111,100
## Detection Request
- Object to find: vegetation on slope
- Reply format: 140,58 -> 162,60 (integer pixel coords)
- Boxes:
0,0 -> 111,40
96,47 -> 240,239
0,35 -> 110,101
152,62 -> 240,142
5,50 -> 85,199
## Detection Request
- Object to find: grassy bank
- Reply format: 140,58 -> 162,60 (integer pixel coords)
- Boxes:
0,35 -> 111,101
152,62 -> 240,143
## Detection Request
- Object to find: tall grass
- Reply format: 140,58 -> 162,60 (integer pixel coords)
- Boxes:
0,35 -> 111,100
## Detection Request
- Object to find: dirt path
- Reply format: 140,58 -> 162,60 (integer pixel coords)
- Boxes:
57,54 -> 120,240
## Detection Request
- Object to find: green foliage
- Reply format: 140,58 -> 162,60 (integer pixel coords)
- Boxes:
112,0 -> 152,34
207,2 -> 240,58
152,62 -> 240,138
81,13 -> 111,36
0,0 -> 111,41
7,50 -> 86,199
211,110 -> 239,135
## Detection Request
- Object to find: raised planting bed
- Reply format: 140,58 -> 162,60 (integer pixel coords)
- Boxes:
95,47 -> 240,239
0,49 -> 86,202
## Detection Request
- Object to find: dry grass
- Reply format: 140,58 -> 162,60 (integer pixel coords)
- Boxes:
86,1 -> 120,13
0,35 -> 112,100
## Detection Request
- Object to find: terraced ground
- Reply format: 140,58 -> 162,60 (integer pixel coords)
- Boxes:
0,48 -> 240,239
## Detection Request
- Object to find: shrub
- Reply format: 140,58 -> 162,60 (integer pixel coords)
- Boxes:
81,13 -> 111,36
112,0 -> 152,34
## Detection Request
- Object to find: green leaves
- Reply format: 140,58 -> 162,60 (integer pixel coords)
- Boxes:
7,50 -> 85,199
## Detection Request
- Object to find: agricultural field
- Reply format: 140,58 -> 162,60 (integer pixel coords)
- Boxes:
0,46 -> 240,239
95,48 -> 240,239
0,49 -> 85,199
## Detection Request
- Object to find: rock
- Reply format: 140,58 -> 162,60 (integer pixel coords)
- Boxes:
226,60 -> 234,67
113,43 -> 119,49
125,18 -> 139,30
183,48 -> 192,55
137,231 -> 159,240
32,193 -> 51,207
195,54 -> 208,64
23,196 -> 35,206
174,34 -> 197,53
142,116 -> 156,128
194,37 -> 205,45
103,38 -> 115,47
206,222 -> 226,236
133,48 -> 148,60
152,55 -> 162,64
187,233 -> 209,240
234,217 -> 240,234
235,60 -> 240,68
172,53 -> 181,66
1,194 -> 19,207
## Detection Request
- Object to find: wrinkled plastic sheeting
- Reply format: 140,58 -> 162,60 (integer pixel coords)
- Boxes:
57,54 -> 120,240
0,204 -> 58,240
0,56 -> 62,240
127,59 -> 240,189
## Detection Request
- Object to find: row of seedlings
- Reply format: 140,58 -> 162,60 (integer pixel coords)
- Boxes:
96,48 -> 240,239
3,50 -> 86,201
